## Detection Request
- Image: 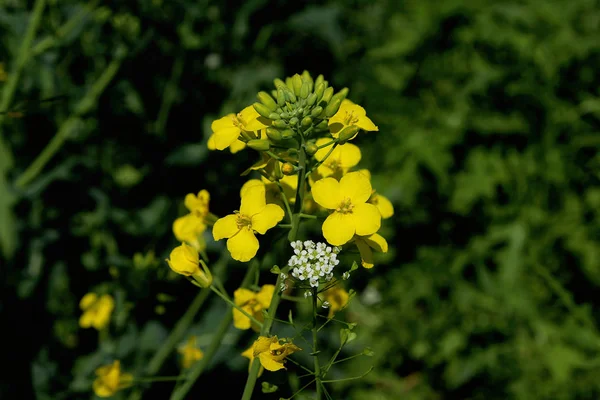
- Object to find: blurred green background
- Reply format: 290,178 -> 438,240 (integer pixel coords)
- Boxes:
1,0 -> 600,399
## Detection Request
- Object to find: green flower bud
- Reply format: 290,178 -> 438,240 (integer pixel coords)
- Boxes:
273,119 -> 287,129
273,160 -> 284,180
325,98 -> 342,117
253,102 -> 273,119
281,129 -> 295,139
313,82 -> 325,102
315,74 -> 324,88
300,81 -> 310,99
285,89 -> 297,103
268,112 -> 280,120
310,106 -> 324,118
247,139 -> 271,151
330,87 -> 349,105
274,78 -> 286,89
289,117 -> 299,126
257,91 -> 278,110
292,74 -> 303,96
277,89 -> 286,106
266,127 -> 283,141
321,87 -> 334,104
302,70 -> 313,88
316,120 -> 328,130
271,90 -> 278,99
337,126 -> 360,143
304,143 -> 318,156
301,116 -> 312,127
280,111 -> 289,119
285,76 -> 295,92
296,107 -> 304,115
306,93 -> 318,107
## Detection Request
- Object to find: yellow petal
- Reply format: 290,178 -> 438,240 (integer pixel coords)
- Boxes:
234,288 -> 256,306
173,213 -> 205,242
256,284 -> 275,308
355,236 -> 375,268
227,227 -> 259,262
211,114 -> 236,132
253,336 -> 277,357
166,243 -> 200,276
251,204 -> 284,234
340,171 -> 372,205
314,138 -> 335,161
322,212 -> 355,246
233,304 -> 254,330
352,203 -> 381,236
240,184 -> 266,217
212,127 -> 241,150
80,293 -> 97,310
240,179 -> 265,198
357,114 -> 378,131
213,214 -> 239,240
207,133 -> 217,150
79,311 -> 95,328
373,193 -> 394,219
337,143 -> 362,169
357,168 -> 371,180
312,177 -> 342,210
258,353 -> 286,371
239,105 -> 269,131
229,139 -> 246,154
364,233 -> 388,253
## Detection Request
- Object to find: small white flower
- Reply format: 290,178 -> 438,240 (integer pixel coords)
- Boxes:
280,282 -> 288,292
304,290 -> 313,298
321,300 -> 331,309
343,271 -> 351,280
280,273 -> 288,280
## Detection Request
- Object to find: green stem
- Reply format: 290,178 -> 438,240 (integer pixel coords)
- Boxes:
307,143 -> 338,176
209,286 -> 263,329
154,53 -> 185,135
169,261 -> 259,400
0,0 -> 47,170
14,49 -> 126,189
299,213 -> 317,219
266,150 -> 297,166
312,289 -> 322,400
315,139 -> 336,149
133,376 -> 186,383
275,180 -> 294,223
321,366 -> 373,383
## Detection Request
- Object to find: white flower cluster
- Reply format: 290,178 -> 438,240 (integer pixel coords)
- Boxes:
288,240 -> 340,287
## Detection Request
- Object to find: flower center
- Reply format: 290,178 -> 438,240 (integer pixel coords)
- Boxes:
270,348 -> 284,356
231,113 -> 245,129
336,198 -> 354,214
235,213 -> 253,229
343,110 -> 359,125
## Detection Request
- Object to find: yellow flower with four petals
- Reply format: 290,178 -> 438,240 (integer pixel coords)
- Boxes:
328,99 -> 378,139
209,106 -> 268,150
178,335 -> 204,369
92,360 -> 133,398
233,284 -> 275,330
79,293 -> 114,330
252,336 -> 302,372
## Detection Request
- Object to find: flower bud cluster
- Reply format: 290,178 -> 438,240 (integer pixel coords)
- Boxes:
253,71 -> 348,143
288,240 -> 340,287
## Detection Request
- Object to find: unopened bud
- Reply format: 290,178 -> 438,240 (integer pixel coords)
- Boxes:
285,76 -> 295,92
313,82 -> 325,102
301,116 -> 312,127
257,91 -> 278,110
266,127 -> 282,141
274,160 -> 284,179
289,117 -> 299,126
285,89 -> 297,103
321,87 -> 334,104
281,129 -> 295,139
315,74 -> 324,88
274,78 -> 286,89
330,87 -> 349,105
325,99 -> 342,117
337,126 -> 360,143
292,74 -> 303,96
300,81 -> 310,99
273,119 -> 287,129
315,120 -> 328,130
306,93 -> 318,107
247,139 -> 270,151
277,88 -> 286,106
282,163 -> 295,175
304,143 -> 318,156
253,102 -> 272,119
310,106 -> 324,118
302,70 -> 313,88
268,112 -> 280,120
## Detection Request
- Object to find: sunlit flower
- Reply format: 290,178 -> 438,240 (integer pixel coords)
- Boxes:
252,336 -> 302,372
210,106 -> 268,150
79,293 -> 114,330
92,360 -> 133,398
241,345 -> 264,377
311,171 -> 381,246
178,336 -> 204,369
213,185 -> 284,262
312,138 -> 361,180
165,243 -> 212,287
233,284 -> 275,330
321,286 -> 350,318
354,233 -> 389,268
328,99 -> 378,138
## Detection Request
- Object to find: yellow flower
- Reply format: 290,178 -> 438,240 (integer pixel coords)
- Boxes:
252,336 -> 302,372
328,99 -> 378,138
233,284 -> 275,330
79,293 -> 114,330
241,345 -> 264,377
165,243 -> 212,287
313,138 -> 361,180
354,233 -> 389,268
240,177 -> 297,209
213,184 -> 284,262
92,360 -> 133,398
178,336 -> 204,369
321,286 -> 350,318
311,171 -> 381,246
357,169 -> 394,219
209,106 -> 268,150
173,190 -> 211,250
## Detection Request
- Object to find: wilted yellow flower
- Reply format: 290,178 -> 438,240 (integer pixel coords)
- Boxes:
312,171 -> 381,246
241,345 -> 264,377
233,284 -> 275,330
92,360 -> 133,398
313,138 -> 361,180
79,293 -> 114,330
354,233 -> 389,268
210,106 -> 268,150
165,243 -> 212,287
178,336 -> 204,369
252,336 -> 302,372
328,99 -> 378,138
213,185 -> 284,262
321,286 -> 350,318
